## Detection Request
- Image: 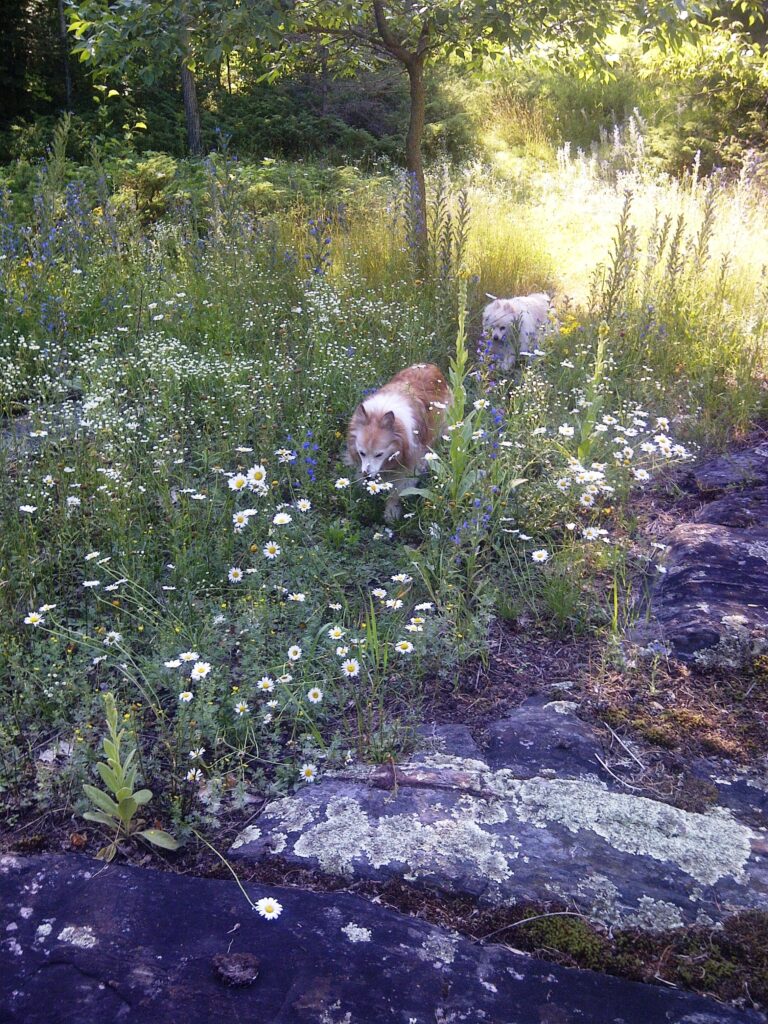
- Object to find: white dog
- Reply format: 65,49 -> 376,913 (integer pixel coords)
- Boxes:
482,293 -> 553,370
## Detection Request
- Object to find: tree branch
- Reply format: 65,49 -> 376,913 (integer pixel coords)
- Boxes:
372,0 -> 412,63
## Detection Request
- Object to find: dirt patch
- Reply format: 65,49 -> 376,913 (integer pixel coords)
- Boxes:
586,646 -> 768,764
424,617 -> 601,730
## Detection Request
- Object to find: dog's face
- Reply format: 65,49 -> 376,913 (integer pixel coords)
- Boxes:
348,406 -> 402,479
483,300 -> 523,346
482,300 -> 523,367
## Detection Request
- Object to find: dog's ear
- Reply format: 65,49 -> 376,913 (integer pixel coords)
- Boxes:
382,410 -> 395,429
354,403 -> 369,422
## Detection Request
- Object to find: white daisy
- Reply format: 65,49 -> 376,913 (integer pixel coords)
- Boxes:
228,473 -> 248,492
255,897 -> 283,920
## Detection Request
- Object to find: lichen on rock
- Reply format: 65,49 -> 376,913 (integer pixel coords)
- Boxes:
508,777 -> 755,887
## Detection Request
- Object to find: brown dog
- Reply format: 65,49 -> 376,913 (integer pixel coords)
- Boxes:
346,363 -> 452,520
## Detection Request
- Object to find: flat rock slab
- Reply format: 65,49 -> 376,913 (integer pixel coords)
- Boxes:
483,700 -> 605,777
653,522 -> 768,662
693,443 -> 768,492
693,487 -> 768,529
231,703 -> 768,932
3,855 -> 761,1024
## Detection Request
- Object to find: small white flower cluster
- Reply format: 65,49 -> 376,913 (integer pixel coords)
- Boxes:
555,459 -> 615,509
163,651 -> 212,703
228,463 -> 269,496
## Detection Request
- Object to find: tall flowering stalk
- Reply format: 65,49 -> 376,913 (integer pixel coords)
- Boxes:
576,321 -> 608,464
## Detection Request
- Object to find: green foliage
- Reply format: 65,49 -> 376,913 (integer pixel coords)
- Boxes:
1,117 -> 766,848
83,693 -> 179,861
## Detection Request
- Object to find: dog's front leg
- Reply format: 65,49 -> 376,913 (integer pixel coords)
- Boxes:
384,477 -> 417,522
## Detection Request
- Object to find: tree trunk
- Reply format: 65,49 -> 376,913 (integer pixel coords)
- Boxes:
405,55 -> 427,253
319,45 -> 329,116
179,14 -> 203,156
180,61 -> 203,155
57,0 -> 73,109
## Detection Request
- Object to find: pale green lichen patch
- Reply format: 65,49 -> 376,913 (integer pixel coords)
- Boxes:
693,631 -> 767,669
57,925 -> 96,948
746,540 -> 768,562
542,701 -> 580,714
230,824 -> 262,849
417,932 -> 458,966
624,896 -> 685,932
291,793 -> 514,885
341,922 -> 372,943
261,795 -> 316,834
416,753 -> 491,773
508,777 -> 755,886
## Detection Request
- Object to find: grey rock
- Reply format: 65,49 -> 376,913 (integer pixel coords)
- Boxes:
417,722 -> 485,762
693,444 -> 768,492
688,759 -> 768,829
652,522 -> 768,662
693,487 -> 768,529
231,709 -> 768,931
483,697 -> 605,777
3,853 -> 762,1024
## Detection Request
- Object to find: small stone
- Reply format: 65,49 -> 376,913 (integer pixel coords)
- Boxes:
212,952 -> 260,986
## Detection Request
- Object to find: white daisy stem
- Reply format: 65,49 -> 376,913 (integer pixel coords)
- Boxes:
191,829 -> 259,912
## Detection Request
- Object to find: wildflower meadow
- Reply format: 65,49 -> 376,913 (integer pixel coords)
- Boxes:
2,107 -> 767,855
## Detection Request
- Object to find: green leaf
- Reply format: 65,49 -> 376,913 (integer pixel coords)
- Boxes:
118,796 -> 138,824
107,88 -> 120,97
399,486 -> 433,499
96,762 -> 120,794
84,784 -> 119,817
96,843 -> 117,862
133,789 -> 153,805
134,121 -> 147,130
138,829 -> 179,851
83,810 -> 117,826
